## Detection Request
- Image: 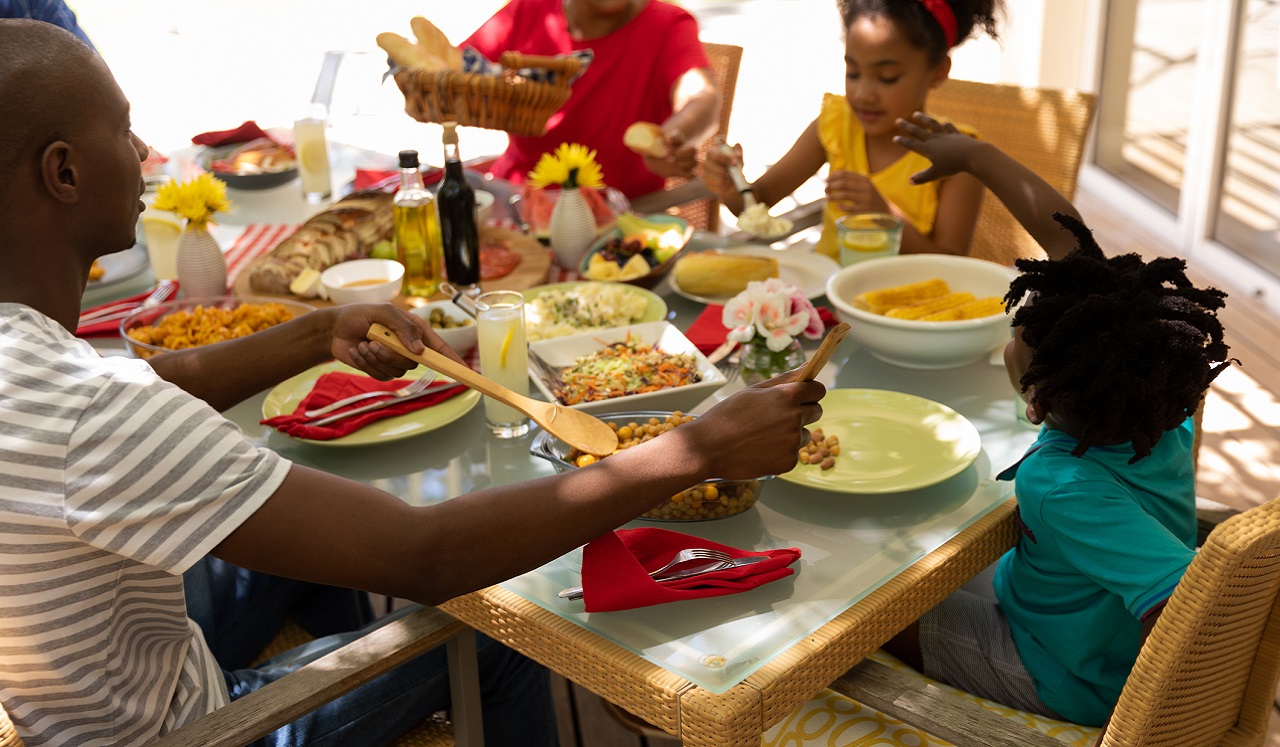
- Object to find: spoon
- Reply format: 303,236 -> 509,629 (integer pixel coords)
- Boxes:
717,142 -> 757,209
366,323 -> 620,456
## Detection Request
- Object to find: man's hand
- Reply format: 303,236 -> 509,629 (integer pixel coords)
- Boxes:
642,128 -> 698,179
893,112 -> 985,184
826,170 -> 890,214
688,371 -> 825,480
329,304 -> 465,380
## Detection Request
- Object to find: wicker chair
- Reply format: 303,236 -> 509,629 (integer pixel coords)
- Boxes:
661,41 -> 743,232
927,79 -> 1097,266
832,494 -> 1280,747
0,607 -> 474,747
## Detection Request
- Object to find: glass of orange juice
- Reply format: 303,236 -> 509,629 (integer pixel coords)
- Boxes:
476,290 -> 530,438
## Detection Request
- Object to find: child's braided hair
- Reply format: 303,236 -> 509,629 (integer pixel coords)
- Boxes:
1006,213 -> 1236,462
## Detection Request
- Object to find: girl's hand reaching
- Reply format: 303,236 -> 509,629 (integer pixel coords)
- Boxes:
894,112 -> 986,184
700,142 -> 747,213
825,170 -> 889,214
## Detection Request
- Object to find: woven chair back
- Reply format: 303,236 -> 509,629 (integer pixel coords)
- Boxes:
1104,497 -> 1280,747
664,42 -> 743,232
927,79 -> 1096,267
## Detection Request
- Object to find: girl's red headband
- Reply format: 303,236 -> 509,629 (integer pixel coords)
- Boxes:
917,0 -> 958,48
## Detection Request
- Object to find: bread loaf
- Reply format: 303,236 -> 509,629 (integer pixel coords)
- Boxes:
247,191 -> 394,296
623,122 -> 668,159
410,17 -> 462,70
673,252 -> 779,297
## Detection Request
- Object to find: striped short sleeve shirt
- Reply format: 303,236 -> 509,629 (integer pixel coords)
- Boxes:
0,305 -> 291,746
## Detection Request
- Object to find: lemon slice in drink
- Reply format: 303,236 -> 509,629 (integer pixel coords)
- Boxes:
298,143 -> 327,173
499,324 -> 516,368
840,230 -> 890,253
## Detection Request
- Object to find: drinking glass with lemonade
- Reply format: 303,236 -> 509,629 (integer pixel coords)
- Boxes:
476,290 -> 530,438
836,213 -> 903,266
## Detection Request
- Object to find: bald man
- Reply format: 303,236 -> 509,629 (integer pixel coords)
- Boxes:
0,20 -> 825,747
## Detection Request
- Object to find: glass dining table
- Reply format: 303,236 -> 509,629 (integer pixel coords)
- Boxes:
90,177 -> 1039,745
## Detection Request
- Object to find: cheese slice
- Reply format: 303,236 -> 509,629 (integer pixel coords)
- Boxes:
289,267 -> 324,298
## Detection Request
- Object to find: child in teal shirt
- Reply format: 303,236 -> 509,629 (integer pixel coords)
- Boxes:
881,113 -> 1236,731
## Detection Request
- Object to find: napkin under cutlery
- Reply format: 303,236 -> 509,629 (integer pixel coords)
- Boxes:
76,282 -> 181,338
261,372 -> 469,440
575,527 -> 800,612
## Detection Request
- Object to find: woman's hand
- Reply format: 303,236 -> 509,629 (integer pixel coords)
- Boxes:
894,112 -> 985,184
328,304 -> 465,380
642,128 -> 699,179
826,170 -> 889,214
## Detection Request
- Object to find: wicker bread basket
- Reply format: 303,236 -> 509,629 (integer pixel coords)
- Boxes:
394,52 -> 583,137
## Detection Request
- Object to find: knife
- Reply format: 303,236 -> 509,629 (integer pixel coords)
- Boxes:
557,554 -> 770,601
306,381 -> 466,427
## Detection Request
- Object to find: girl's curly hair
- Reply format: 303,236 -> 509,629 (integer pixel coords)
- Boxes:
1006,213 -> 1236,462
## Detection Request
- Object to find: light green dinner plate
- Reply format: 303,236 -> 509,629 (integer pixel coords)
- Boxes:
521,281 -> 668,331
779,389 -> 982,494
262,361 -> 481,447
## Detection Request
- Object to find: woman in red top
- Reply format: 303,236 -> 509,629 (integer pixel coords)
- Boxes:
464,0 -> 720,199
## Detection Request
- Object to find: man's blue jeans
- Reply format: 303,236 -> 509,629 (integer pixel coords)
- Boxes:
184,557 -> 557,747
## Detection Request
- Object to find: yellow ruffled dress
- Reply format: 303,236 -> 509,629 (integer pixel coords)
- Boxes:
814,92 -> 978,259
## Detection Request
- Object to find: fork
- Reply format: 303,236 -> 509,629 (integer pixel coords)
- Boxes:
302,375 -> 437,418
78,279 -> 177,325
556,547 -> 733,600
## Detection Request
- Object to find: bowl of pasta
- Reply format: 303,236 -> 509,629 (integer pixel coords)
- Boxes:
120,295 -> 315,359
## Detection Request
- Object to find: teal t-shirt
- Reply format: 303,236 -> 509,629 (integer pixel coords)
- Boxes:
993,419 -> 1197,726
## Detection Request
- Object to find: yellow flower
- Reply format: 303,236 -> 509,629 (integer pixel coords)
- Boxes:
152,173 -> 232,231
527,142 -> 603,190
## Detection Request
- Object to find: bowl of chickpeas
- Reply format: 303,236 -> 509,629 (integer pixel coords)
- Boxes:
529,410 -> 770,522
410,301 -> 477,355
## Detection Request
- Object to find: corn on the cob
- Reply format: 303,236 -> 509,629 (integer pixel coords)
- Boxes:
853,278 -> 950,314
920,296 -> 1006,322
884,292 -> 976,320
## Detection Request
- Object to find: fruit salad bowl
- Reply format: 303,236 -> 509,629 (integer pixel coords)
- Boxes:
577,213 -> 693,290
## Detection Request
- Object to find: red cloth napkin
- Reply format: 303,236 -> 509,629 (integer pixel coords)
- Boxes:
75,282 -> 181,338
684,304 -> 838,355
191,121 -> 273,148
580,528 -> 800,612
260,372 -> 469,441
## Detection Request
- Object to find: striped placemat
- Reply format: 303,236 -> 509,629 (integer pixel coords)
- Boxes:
225,224 -> 299,292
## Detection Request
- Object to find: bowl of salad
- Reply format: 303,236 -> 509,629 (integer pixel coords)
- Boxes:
527,321 -> 727,415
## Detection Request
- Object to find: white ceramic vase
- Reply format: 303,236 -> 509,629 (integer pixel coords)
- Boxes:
176,226 -> 227,298
548,186 -> 599,270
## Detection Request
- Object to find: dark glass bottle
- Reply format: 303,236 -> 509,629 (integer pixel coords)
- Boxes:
437,121 -> 481,293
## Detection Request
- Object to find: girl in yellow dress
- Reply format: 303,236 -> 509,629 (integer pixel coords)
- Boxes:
704,0 -> 1002,258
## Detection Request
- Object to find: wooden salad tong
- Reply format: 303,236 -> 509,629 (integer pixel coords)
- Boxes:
367,323 -> 620,456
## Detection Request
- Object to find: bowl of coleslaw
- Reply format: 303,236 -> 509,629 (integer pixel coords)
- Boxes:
528,321 -> 727,415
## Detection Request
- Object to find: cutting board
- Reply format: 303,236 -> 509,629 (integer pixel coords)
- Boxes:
231,224 -> 552,309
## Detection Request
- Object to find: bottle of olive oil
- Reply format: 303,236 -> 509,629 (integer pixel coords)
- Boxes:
394,149 -> 442,297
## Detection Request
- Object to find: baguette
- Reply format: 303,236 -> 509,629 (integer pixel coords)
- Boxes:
623,122 -> 668,158
673,252 -> 779,297
376,32 -> 429,69
410,16 -> 462,70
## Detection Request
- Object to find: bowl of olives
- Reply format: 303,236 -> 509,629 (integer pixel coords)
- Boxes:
410,301 -> 477,355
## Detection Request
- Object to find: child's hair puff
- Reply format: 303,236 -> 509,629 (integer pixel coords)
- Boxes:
1005,214 -> 1236,462
837,0 -> 1004,63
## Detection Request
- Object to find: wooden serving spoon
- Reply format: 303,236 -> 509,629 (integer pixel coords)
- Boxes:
367,323 -> 620,456
796,322 -> 851,382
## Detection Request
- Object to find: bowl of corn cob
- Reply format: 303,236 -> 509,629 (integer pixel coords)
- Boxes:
826,254 -> 1019,369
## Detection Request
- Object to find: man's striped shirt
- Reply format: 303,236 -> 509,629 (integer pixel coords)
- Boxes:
0,305 -> 290,745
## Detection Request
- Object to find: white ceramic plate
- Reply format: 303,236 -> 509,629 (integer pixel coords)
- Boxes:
89,246 -> 150,291
668,246 -> 840,305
